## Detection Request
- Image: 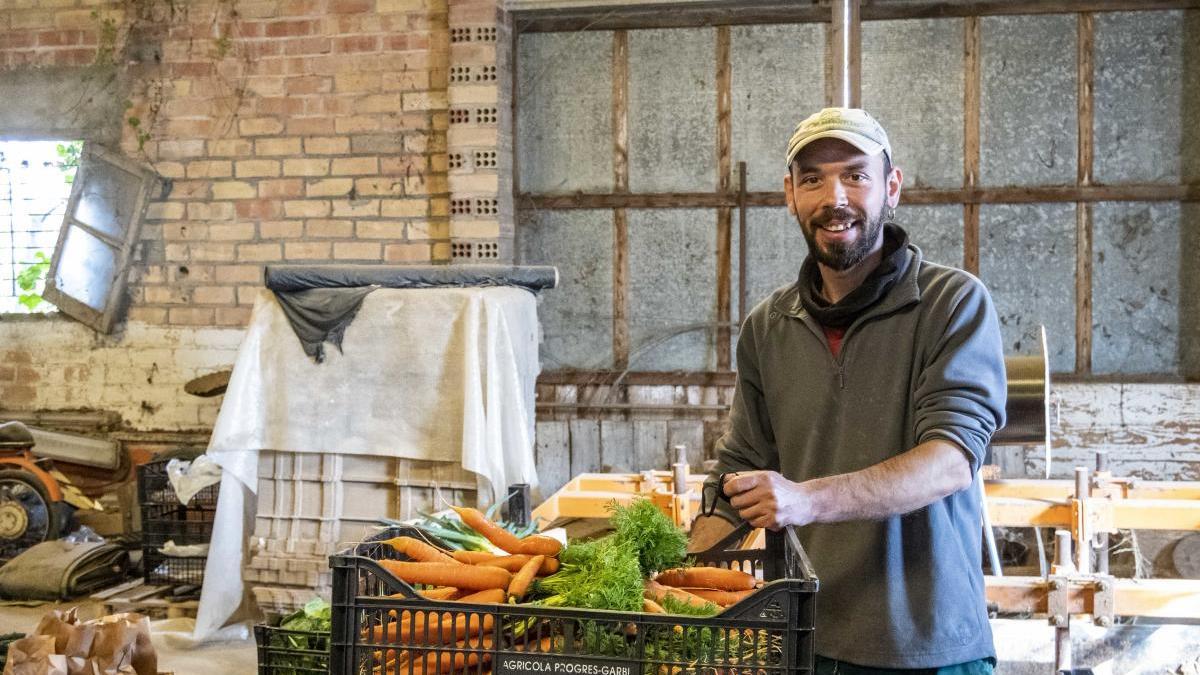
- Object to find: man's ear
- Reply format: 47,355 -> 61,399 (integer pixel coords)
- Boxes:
886,166 -> 903,209
784,173 -> 796,216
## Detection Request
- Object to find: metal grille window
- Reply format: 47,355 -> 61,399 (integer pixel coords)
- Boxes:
0,140 -> 79,314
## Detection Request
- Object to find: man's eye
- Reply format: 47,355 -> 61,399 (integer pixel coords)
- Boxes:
848,173 -> 868,182
800,176 -> 820,186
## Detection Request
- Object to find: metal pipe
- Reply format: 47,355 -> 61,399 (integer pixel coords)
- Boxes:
1055,625 -> 1072,672
830,0 -> 861,108
1075,466 -> 1091,575
1054,529 -> 1074,573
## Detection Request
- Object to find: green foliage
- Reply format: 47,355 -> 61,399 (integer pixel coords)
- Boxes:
608,498 -> 688,577
92,11 -> 119,67
213,34 -> 232,58
269,598 -> 330,675
55,142 -> 82,184
16,252 -> 50,311
126,115 -> 150,151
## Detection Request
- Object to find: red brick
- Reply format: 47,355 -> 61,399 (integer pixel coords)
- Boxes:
333,35 -> 379,53
236,199 -> 283,219
0,365 -> 15,382
332,0 -> 371,13
0,386 -> 36,406
286,75 -> 331,95
282,37 -> 331,56
216,265 -> 266,284
287,117 -> 336,135
384,243 -> 431,263
265,20 -> 316,38
259,179 -> 306,199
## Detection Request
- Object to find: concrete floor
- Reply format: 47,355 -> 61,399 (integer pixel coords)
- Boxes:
1,602 -> 1198,674
0,601 -> 257,674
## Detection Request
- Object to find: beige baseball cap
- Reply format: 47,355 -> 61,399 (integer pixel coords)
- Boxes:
785,107 -> 892,167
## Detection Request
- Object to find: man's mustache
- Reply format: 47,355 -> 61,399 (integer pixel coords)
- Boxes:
811,207 -> 863,227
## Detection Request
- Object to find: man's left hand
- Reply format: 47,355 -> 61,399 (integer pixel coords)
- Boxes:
723,470 -> 812,530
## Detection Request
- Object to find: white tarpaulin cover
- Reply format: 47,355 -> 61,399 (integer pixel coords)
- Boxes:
194,287 -> 541,639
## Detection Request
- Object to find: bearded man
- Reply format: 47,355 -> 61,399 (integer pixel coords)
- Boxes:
690,108 -> 1007,675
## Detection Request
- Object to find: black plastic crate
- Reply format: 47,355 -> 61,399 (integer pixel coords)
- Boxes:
142,548 -> 208,587
329,524 -> 818,675
137,458 -> 218,586
255,623 -> 331,675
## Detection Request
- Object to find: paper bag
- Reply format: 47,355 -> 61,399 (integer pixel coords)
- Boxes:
2,609 -> 156,675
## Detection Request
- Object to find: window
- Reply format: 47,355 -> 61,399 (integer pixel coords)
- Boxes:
0,140 -> 80,314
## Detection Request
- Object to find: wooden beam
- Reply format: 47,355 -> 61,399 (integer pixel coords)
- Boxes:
613,29 -> 630,370
513,0 -> 1200,33
716,26 -> 732,371
539,370 -> 736,386
1075,12 -> 1095,375
519,183 -> 1200,210
963,15 -> 981,275
986,576 -> 1200,619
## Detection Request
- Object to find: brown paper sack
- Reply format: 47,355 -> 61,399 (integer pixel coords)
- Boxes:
2,610 -> 156,675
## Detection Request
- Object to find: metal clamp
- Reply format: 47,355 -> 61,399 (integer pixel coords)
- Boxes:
1091,575 -> 1115,627
700,471 -> 736,518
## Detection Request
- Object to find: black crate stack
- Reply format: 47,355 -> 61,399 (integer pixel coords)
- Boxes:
137,458 -> 218,589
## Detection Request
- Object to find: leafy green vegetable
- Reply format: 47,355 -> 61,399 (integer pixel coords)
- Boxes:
268,598 -> 330,675
608,498 -> 688,577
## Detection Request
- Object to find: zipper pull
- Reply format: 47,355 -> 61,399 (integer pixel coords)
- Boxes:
838,363 -> 845,389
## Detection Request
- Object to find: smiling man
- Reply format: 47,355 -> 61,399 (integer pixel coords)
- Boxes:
691,108 -> 1007,674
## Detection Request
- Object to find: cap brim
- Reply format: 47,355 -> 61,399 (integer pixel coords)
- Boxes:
786,130 -> 887,166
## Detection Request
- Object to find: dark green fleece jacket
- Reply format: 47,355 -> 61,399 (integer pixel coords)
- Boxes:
709,243 -> 1007,669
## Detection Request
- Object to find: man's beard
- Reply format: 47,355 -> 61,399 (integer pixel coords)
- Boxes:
799,204 -> 888,271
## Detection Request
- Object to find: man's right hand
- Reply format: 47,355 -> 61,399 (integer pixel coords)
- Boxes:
688,514 -> 737,553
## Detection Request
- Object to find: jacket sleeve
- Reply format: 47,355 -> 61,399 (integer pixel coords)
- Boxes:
913,276 -> 1007,475
704,314 -> 781,524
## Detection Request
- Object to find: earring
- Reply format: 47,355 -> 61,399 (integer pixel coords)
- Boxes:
887,207 -> 896,221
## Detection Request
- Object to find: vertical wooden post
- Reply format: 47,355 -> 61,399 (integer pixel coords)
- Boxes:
1075,12 -> 1095,375
613,30 -> 630,370
716,26 -> 732,371
963,15 -> 981,275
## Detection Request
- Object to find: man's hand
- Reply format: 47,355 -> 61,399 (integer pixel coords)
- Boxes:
723,470 -> 812,530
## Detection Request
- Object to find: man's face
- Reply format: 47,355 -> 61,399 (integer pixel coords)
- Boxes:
784,138 -> 902,272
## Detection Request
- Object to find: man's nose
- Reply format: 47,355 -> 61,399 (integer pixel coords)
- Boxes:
820,178 -> 849,208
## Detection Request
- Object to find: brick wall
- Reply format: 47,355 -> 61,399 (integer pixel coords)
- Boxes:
0,0 -> 508,429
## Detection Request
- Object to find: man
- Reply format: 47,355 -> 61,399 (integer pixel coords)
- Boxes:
690,108 -> 1006,674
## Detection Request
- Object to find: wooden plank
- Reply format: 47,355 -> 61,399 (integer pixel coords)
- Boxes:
667,420 -> 706,468
737,162 -> 748,325
513,1 -> 1200,33
535,421 -> 571,497
540,370 -> 736,386
716,26 -> 732,371
518,183 -> 1200,210
569,419 -> 602,476
613,30 -> 630,371
962,15 -> 981,275
633,420 -> 670,471
600,420 -> 634,472
1075,12 -> 1095,375
90,579 -> 145,601
823,21 -> 834,107
986,575 -> 1200,619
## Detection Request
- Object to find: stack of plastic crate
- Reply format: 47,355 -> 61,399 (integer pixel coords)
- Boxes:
137,458 -> 218,591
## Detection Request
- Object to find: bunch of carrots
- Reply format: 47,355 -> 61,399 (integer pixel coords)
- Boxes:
643,566 -> 761,613
364,502 -> 766,675
367,506 -> 564,675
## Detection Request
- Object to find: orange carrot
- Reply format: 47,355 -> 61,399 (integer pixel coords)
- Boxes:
381,536 -> 459,564
417,587 -> 462,601
655,566 -> 757,592
677,587 -> 755,607
376,637 -> 494,675
450,506 -> 523,553
642,598 -> 666,614
477,554 -> 559,576
644,580 -> 716,612
451,550 -> 496,564
511,636 -> 556,653
507,555 -> 543,601
457,588 -> 507,604
369,611 -> 494,644
517,535 -> 562,558
378,560 -> 511,591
